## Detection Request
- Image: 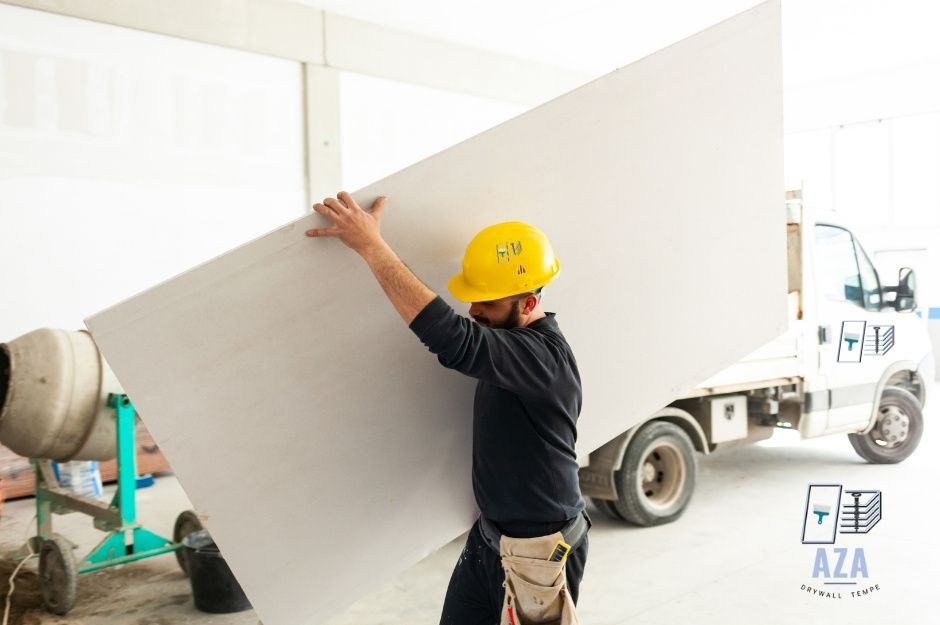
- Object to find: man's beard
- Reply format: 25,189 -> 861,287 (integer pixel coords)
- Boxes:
473,301 -> 523,329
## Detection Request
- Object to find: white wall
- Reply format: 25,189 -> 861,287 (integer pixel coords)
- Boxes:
0,4 -> 306,339
338,70 -> 527,192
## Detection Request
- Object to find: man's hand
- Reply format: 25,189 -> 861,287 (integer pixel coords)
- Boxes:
306,191 -> 387,257
304,190 -> 436,324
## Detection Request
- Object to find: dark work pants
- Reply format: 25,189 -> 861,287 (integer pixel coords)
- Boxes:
439,520 -> 589,625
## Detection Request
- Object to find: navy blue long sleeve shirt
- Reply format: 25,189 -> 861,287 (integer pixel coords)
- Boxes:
409,296 -> 585,527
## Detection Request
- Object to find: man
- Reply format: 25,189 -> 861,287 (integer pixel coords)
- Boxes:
306,191 -> 588,625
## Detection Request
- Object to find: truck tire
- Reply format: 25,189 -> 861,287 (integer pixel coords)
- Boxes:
848,387 -> 923,464
590,497 -> 626,522
612,421 -> 696,526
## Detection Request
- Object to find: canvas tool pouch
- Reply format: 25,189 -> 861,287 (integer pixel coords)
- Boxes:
497,531 -> 580,625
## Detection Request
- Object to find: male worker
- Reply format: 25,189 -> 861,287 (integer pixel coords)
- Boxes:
306,191 -> 588,624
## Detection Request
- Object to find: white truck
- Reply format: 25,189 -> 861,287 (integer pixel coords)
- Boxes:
579,191 -> 934,525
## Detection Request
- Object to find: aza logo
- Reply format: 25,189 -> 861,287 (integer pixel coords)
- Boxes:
800,486 -> 882,599
811,547 -> 869,579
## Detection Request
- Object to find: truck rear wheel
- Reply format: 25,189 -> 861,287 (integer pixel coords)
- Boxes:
590,497 -> 626,521
612,421 -> 696,526
848,387 -> 923,464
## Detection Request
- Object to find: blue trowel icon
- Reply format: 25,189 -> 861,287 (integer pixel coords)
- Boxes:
812,504 -> 831,525
843,333 -> 860,351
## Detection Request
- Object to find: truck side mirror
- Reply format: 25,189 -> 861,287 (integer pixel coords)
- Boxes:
894,267 -> 916,312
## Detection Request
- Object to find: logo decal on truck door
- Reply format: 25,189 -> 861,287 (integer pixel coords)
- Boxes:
863,325 -> 895,356
838,322 -> 866,362
837,321 -> 895,362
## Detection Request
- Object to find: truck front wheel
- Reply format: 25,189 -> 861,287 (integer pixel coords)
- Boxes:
848,387 -> 923,464
612,421 -> 697,526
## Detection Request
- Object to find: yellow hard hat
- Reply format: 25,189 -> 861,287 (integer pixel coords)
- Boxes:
447,221 -> 561,303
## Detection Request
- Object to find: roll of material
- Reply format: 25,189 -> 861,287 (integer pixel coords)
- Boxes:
0,328 -> 122,461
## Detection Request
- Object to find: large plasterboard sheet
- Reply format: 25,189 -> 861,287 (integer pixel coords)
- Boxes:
86,2 -> 785,624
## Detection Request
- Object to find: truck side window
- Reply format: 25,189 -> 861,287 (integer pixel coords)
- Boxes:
852,237 -> 882,311
814,225 -> 863,307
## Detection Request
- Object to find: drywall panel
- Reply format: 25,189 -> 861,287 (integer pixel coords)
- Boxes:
86,2 -> 785,624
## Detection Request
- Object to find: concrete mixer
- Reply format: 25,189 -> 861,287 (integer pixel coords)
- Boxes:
0,329 -> 203,616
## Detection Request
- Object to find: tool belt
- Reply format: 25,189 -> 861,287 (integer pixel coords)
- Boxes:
478,512 -> 590,625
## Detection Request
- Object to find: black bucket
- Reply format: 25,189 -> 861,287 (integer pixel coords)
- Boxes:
182,530 -> 252,614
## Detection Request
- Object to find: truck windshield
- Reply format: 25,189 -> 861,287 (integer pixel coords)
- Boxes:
814,225 -> 864,308
853,237 -> 882,310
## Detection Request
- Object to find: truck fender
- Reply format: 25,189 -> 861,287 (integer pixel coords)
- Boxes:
579,408 -> 709,501
860,360 -> 922,434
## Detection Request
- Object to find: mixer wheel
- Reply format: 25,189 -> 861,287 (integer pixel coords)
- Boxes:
39,534 -> 78,615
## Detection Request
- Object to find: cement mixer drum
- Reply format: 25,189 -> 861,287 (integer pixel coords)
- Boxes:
0,328 -> 122,461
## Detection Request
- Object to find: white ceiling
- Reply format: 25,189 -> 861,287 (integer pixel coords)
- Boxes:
293,0 -> 940,85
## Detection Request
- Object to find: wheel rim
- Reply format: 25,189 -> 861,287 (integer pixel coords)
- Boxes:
637,440 -> 686,510
871,405 -> 911,449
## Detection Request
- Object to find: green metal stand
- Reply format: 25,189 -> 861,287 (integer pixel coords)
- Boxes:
10,393 -> 196,615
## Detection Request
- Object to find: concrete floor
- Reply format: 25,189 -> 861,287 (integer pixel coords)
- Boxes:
1,382 -> 937,624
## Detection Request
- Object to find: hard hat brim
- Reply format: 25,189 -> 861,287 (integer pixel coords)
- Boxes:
447,273 -> 493,303
446,267 -> 559,303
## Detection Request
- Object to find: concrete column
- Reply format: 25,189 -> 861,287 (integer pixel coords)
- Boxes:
304,64 -> 342,207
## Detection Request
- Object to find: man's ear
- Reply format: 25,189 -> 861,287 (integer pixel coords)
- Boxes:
523,294 -> 538,315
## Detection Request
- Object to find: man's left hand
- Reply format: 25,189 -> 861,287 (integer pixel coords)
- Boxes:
306,191 -> 387,256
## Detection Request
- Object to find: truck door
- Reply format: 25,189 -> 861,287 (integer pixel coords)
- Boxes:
812,224 -> 888,432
